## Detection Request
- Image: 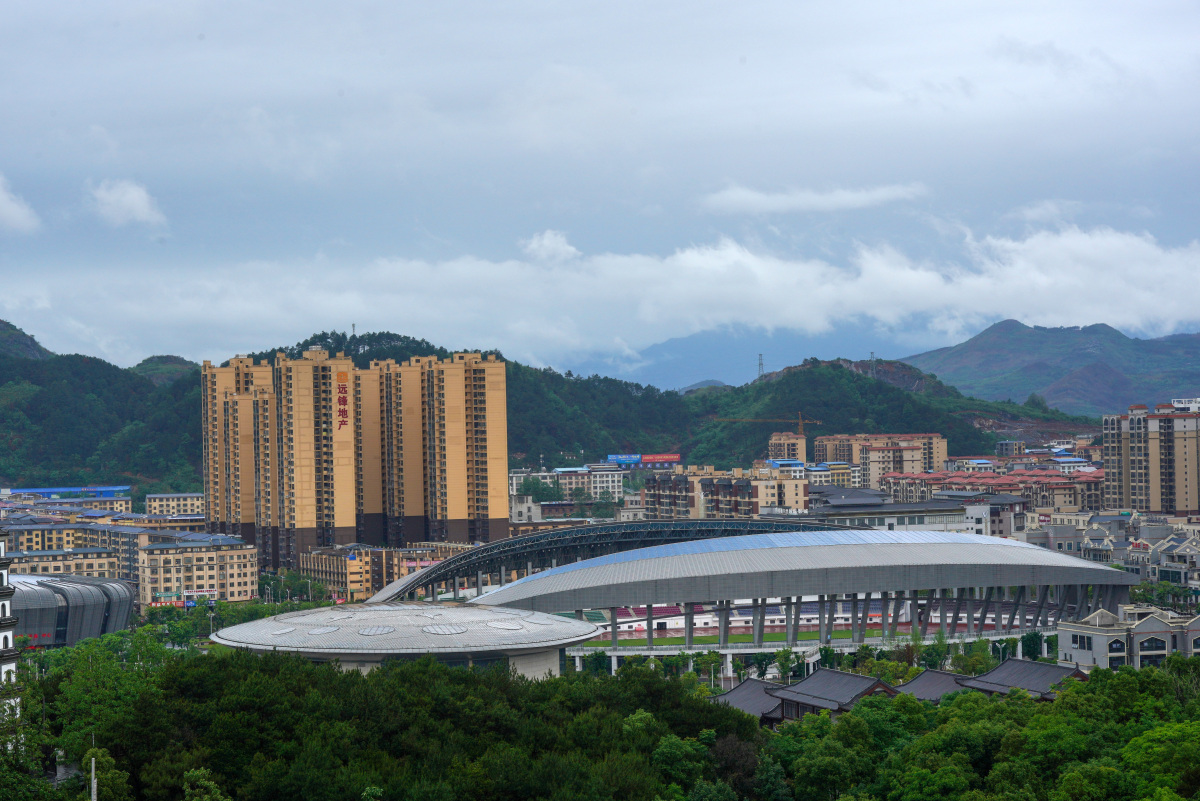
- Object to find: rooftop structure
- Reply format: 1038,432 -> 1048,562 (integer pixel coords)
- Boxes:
211,601 -> 598,678
9,574 -> 134,647
469,531 -> 1137,620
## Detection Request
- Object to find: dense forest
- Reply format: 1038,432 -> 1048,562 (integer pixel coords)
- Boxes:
3,628 -> 1200,801
0,327 -> 1096,501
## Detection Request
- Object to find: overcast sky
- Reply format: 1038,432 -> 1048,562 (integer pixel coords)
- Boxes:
1,2 -> 1198,374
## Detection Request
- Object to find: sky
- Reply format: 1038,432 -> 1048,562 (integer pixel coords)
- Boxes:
1,2 -> 1198,383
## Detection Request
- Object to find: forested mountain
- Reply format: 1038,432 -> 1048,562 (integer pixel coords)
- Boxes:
128,355 -> 200,386
0,325 -> 1096,501
903,319 -> 1200,416
0,320 -> 53,360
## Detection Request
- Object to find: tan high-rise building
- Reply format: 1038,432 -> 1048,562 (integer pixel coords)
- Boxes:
202,350 -> 508,569
768,432 -> 807,461
813,433 -> 948,488
1104,403 -> 1200,515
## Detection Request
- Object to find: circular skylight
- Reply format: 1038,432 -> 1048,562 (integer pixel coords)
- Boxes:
422,624 -> 468,635
358,626 -> 395,636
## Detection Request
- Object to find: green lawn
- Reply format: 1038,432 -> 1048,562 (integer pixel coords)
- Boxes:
583,628 -> 884,648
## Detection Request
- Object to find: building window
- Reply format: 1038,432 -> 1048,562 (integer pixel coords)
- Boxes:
1140,637 -> 1166,652
1109,639 -> 1126,653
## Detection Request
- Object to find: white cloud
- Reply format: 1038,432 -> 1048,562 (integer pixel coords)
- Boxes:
0,174 -> 41,233
89,179 -> 167,227
701,183 -> 928,215
10,223 -> 1199,370
520,230 -> 580,262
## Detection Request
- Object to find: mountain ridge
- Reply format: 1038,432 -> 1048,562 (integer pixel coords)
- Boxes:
902,319 -> 1200,416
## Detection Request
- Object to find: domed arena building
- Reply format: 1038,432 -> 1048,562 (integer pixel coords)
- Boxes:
211,601 -> 598,678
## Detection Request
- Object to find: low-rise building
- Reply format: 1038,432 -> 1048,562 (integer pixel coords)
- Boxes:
644,466 -> 808,520
1059,604 -> 1200,669
1,539 -> 16,687
508,464 -> 625,501
145,492 -> 205,516
7,547 -> 119,579
299,543 -> 456,602
139,536 -> 258,607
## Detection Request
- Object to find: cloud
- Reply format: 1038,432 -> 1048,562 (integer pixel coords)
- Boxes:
0,174 -> 41,233
10,223 -> 1199,371
89,179 -> 167,226
701,183 -> 928,215
520,230 -> 581,262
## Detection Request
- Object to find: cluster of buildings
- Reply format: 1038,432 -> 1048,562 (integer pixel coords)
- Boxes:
201,349 -> 510,569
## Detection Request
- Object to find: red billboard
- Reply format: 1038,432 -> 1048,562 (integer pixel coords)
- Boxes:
640,454 -> 681,464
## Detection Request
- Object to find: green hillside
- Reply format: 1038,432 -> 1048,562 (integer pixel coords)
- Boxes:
0,326 -> 1097,503
129,354 -> 200,386
0,319 -> 53,360
904,319 -> 1200,416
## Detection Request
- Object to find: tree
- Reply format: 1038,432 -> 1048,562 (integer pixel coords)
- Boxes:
750,652 -> 775,679
182,768 -> 233,801
517,475 -> 564,503
80,748 -> 133,801
774,648 -> 797,684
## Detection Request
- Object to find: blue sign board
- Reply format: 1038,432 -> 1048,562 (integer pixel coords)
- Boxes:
606,454 -> 641,464
184,600 -> 196,608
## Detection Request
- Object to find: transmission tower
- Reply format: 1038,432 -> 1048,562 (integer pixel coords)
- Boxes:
757,354 -> 764,379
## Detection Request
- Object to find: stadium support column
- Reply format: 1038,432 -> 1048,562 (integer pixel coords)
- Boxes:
950,588 -> 965,637
857,593 -> 870,642
915,589 -> 929,637
785,596 -> 797,647
880,591 -> 891,638
817,595 -> 828,643
684,602 -> 695,650
850,594 -> 861,644
498,566 -> 505,587
939,589 -> 948,635
978,587 -> 994,635
453,577 -> 460,600
719,601 -> 730,648
575,609 -> 584,620
646,603 -> 654,647
753,598 -> 765,647
1033,585 -> 1049,627
477,570 -> 484,595
610,607 -> 619,651
527,561 -> 533,579
1006,586 -> 1026,631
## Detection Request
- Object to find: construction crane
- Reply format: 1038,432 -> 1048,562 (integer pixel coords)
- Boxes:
713,412 -> 822,436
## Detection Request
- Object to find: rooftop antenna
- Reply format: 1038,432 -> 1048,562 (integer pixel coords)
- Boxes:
757,354 -> 764,379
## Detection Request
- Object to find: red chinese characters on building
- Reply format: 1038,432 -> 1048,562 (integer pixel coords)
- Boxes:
337,377 -> 349,429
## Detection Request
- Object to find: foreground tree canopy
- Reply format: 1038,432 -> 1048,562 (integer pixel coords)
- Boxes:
3,629 -> 1200,801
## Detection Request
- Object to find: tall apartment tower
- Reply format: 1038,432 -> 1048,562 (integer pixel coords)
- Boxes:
202,350 -> 508,569
768,432 -> 807,461
1103,403 -> 1200,515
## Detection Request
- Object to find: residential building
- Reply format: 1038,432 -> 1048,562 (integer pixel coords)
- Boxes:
713,670 -> 897,724
202,349 -> 508,569
879,469 -> 1103,515
1059,605 -> 1200,669
138,536 -> 258,606
996,440 -> 1026,457
298,542 -> 468,602
814,433 -> 947,488
7,547 -> 119,579
766,486 -> 971,531
508,465 -> 625,501
145,492 -> 205,516
1104,402 -> 1200,516
768,432 -> 807,461
644,466 -> 808,520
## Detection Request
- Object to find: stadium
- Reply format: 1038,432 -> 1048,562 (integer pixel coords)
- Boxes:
210,601 -> 598,678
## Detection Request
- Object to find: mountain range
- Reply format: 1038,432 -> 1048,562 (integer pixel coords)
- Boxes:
901,320 -> 1200,417
0,320 -> 1096,505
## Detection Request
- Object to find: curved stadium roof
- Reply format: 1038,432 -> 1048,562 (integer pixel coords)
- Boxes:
211,601 -> 599,657
469,530 -> 1137,613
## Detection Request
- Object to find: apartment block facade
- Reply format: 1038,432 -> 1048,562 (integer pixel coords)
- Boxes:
644,466 -> 808,520
202,349 -> 508,569
138,536 -> 258,606
814,433 -> 948,488
1103,403 -> 1200,516
768,432 -> 807,461
145,493 -> 205,516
